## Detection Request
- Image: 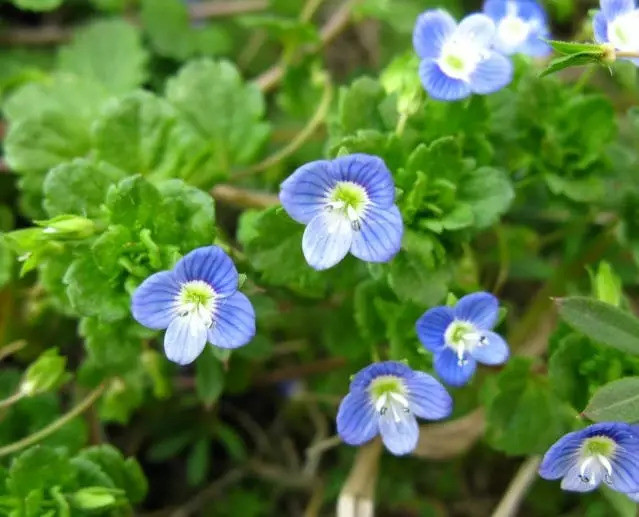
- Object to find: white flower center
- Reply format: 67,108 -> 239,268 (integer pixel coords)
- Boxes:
325,181 -> 370,231
497,15 -> 531,51
174,280 -> 217,330
444,320 -> 488,366
608,10 -> 639,51
369,375 -> 411,423
578,436 -> 617,486
438,38 -> 485,81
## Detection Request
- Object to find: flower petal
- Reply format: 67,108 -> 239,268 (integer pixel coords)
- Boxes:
279,160 -> 336,224
521,34 -> 552,57
418,59 -> 472,101
434,348 -> 477,387
469,331 -> 510,365
405,372 -> 453,420
601,0 -> 634,19
538,430 -> 584,480
626,492 -> 639,502
454,291 -> 499,329
164,314 -> 208,365
416,306 -> 455,353
379,413 -> 419,455
454,13 -> 496,48
516,0 -> 549,24
302,211 -> 353,270
560,464 -> 601,492
332,154 -> 395,208
208,291 -> 256,349
611,450 -> 639,493
482,0 -> 508,21
350,204 -> 403,263
336,391 -> 379,446
593,11 -> 609,42
131,270 -> 180,330
469,52 -> 513,95
350,361 -> 414,391
174,246 -> 238,297
413,9 -> 457,59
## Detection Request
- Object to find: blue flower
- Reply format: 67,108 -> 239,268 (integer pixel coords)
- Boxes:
337,361 -> 453,455
415,292 -> 509,387
279,154 -> 403,271
483,0 -> 551,56
539,422 -> 639,495
131,246 -> 256,365
593,0 -> 639,66
412,9 -> 513,101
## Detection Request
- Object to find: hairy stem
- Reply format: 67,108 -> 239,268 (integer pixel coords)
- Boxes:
0,391 -> 24,411
0,339 -> 27,361
0,383 -> 106,458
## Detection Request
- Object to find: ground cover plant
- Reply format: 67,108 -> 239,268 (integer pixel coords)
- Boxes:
1,0 -> 639,515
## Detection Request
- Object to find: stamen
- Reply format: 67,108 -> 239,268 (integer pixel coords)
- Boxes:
597,454 -> 613,479
389,392 -> 409,408
375,392 -> 388,413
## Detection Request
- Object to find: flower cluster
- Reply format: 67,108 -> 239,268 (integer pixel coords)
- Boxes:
593,0 -> 639,66
412,0 -> 550,101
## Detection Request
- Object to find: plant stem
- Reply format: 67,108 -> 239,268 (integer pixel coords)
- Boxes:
490,456 -> 542,517
0,339 -> 27,361
0,383 -> 105,458
395,112 -> 408,136
235,78 -> 333,179
300,0 -> 325,22
615,50 -> 639,59
255,0 -> 362,92
0,391 -> 24,411
210,184 -> 279,208
188,0 -> 268,19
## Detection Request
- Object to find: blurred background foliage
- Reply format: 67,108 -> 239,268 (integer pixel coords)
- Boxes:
0,0 -> 638,516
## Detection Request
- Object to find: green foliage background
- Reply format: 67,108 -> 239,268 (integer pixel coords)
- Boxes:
0,0 -> 638,515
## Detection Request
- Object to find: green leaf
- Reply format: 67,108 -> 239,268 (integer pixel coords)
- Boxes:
76,445 -> 147,503
540,52 -> 605,77
591,261 -> 623,306
186,439 -> 210,487
7,446 -> 76,497
547,40 -> 607,55
70,487 -> 120,510
556,297 -> 639,355
166,59 -> 270,180
584,377 -> 639,422
334,76 -> 397,136
64,255 -> 130,321
43,159 -> 126,218
154,179 -> 216,251
105,176 -> 162,231
10,0 -> 62,11
195,346 -> 225,406
483,357 -> 577,455
388,230 -> 449,306
458,167 -> 514,229
57,19 -> 148,95
140,0 -> 231,60
238,207 -> 327,296
92,91 -> 178,176
79,317 -> 143,378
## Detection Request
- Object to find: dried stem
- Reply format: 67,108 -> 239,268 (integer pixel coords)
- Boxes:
0,339 -> 27,361
490,456 -> 542,517
188,0 -> 268,19
235,77 -> 333,179
255,0 -> 362,92
210,184 -> 279,208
